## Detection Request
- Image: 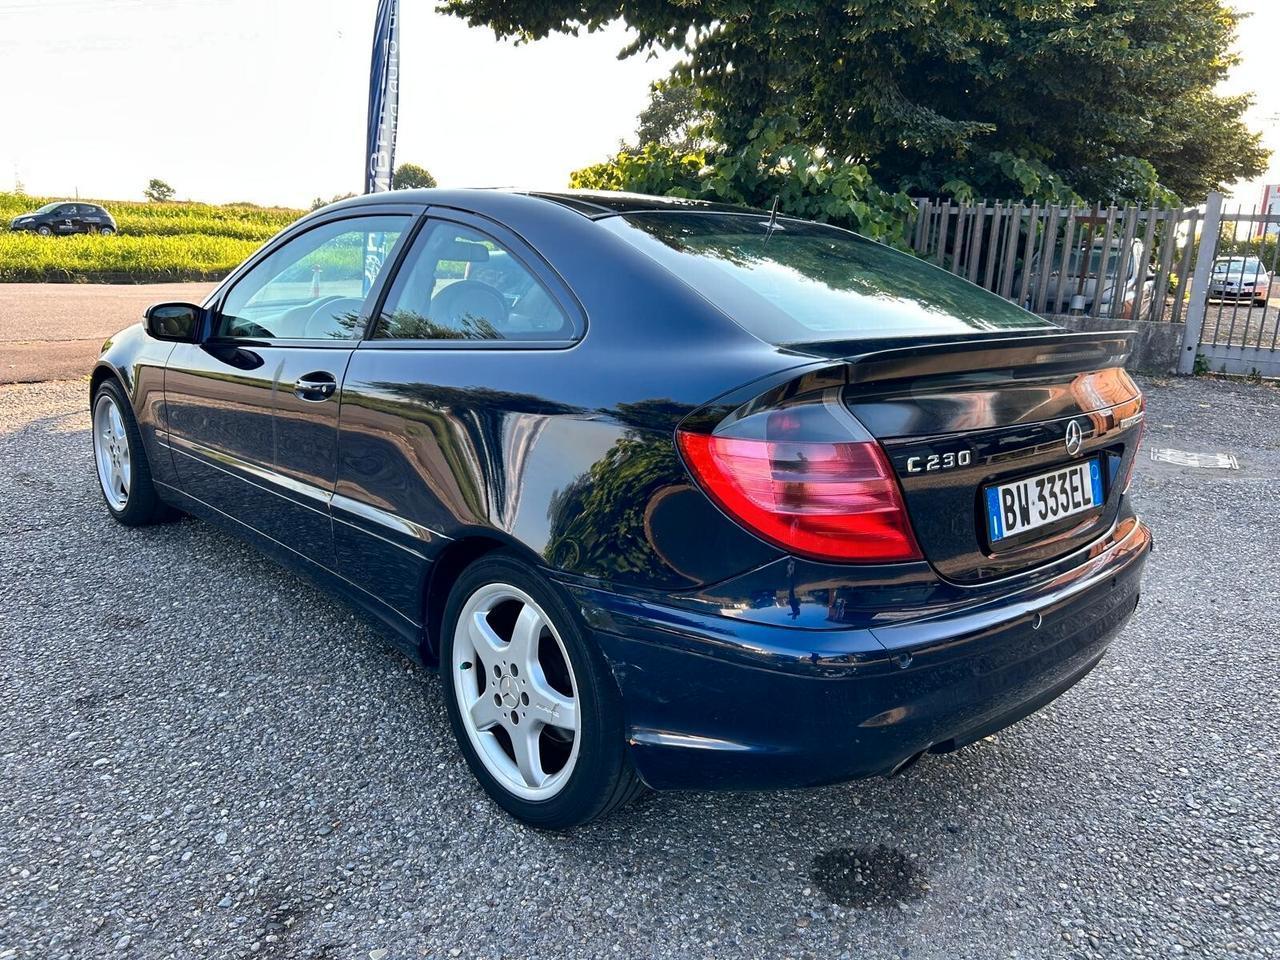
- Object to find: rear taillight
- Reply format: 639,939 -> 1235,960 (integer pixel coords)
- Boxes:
677,407 -> 922,563
1121,397 -> 1147,493
1121,421 -> 1146,493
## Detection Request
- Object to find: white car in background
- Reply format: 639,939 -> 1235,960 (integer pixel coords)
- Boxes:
1209,257 -> 1272,307
1025,238 -> 1154,318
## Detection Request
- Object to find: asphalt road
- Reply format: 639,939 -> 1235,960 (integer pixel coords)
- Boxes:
0,284 -> 215,384
1,375 -> 1278,960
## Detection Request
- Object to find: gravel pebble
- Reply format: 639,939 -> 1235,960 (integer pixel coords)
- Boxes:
0,374 -> 1277,958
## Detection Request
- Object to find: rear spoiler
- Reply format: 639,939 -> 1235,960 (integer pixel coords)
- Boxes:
841,331 -> 1134,386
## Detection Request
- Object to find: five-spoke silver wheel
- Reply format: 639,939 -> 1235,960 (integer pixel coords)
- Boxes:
450,582 -> 580,801
93,392 -> 131,511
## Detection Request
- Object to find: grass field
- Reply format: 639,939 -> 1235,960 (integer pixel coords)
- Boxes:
0,192 -> 304,282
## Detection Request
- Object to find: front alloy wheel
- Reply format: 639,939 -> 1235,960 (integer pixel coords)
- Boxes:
440,554 -> 642,828
93,390 -> 132,511
90,379 -> 175,526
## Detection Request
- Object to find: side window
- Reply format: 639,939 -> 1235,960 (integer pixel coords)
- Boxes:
59,205 -> 77,216
216,215 -> 409,340
374,221 -> 572,341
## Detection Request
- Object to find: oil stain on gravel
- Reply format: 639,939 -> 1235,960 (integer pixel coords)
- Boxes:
811,846 -> 929,908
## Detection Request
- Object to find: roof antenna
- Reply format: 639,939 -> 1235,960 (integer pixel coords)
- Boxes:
764,195 -> 780,242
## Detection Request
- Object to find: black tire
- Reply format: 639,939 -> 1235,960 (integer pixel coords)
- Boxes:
439,552 -> 644,829
91,378 -> 177,526
35,224 -> 52,236
99,225 -> 115,237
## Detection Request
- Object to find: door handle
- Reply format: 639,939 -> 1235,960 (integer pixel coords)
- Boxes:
294,372 -> 337,402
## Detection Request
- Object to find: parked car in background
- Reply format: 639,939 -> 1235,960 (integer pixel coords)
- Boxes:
88,189 -> 1150,828
8,201 -> 116,236
1025,237 -> 1154,318
1209,256 -> 1271,307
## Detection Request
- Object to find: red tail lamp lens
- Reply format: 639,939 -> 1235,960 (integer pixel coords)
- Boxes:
677,431 -> 923,563
1122,396 -> 1147,493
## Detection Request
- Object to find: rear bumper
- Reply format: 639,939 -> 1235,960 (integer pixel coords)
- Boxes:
562,518 -> 1151,791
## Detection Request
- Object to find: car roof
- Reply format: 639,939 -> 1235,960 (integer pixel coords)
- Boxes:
322,187 -> 764,221
523,190 -> 765,218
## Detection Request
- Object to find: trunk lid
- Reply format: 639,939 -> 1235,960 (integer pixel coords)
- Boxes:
831,331 -> 1144,583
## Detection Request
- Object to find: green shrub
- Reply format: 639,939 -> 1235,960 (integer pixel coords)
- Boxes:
570,119 -> 919,247
0,232 -> 261,282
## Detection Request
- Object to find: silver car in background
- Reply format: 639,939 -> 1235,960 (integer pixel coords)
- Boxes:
1209,257 -> 1272,307
1025,238 -> 1155,319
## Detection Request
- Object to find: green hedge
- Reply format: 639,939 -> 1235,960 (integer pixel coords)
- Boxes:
0,192 -> 303,282
0,231 -> 262,283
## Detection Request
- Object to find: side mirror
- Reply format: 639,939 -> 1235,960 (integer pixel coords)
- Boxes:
145,302 -> 203,342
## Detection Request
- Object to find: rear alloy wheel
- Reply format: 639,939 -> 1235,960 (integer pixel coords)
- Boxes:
91,379 -> 176,526
440,554 -> 642,828
98,225 -> 115,237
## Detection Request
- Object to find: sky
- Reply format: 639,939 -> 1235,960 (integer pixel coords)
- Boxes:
0,0 -> 1276,209
0,0 -> 676,207
1219,1 -> 1280,205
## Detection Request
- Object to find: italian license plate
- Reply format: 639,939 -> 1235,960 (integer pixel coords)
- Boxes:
984,459 -> 1103,542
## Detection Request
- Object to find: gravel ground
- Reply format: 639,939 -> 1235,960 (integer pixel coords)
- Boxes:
1,375 -> 1277,960
1201,297 -> 1280,349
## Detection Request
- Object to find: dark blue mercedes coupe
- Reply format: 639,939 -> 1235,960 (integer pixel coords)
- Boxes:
90,189 -> 1150,828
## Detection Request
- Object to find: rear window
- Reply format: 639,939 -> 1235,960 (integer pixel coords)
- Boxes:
602,212 -> 1053,345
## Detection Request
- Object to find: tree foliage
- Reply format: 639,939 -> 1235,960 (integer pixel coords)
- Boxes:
144,178 -> 175,203
625,78 -> 708,154
444,0 -> 1268,204
392,162 -> 438,190
571,124 -> 918,246
309,191 -> 357,211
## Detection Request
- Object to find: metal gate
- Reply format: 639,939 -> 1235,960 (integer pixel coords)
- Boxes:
912,194 -> 1280,378
1186,194 -> 1280,378
911,198 -> 1202,323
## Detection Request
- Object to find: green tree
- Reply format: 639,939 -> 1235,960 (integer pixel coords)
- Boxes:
392,163 -> 438,190
571,130 -> 918,247
144,178 -> 175,203
309,191 -> 357,211
443,0 -> 1269,204
626,78 -> 708,154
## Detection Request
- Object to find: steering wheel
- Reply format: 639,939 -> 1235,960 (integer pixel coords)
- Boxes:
429,280 -> 508,338
303,297 -> 363,338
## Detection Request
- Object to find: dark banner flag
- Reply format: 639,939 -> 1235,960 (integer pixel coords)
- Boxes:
364,0 -> 400,290
365,0 -> 401,194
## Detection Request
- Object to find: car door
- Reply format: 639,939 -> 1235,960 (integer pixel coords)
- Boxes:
332,212 -> 584,625
164,210 -> 414,563
55,205 -> 78,234
80,205 -> 103,232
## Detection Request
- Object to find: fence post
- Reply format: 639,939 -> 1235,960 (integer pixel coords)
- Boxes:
1178,192 -> 1223,374
913,198 -> 929,253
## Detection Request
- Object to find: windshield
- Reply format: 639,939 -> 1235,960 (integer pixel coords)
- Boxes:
1214,258 -> 1264,275
34,202 -> 62,215
602,212 -> 1053,345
